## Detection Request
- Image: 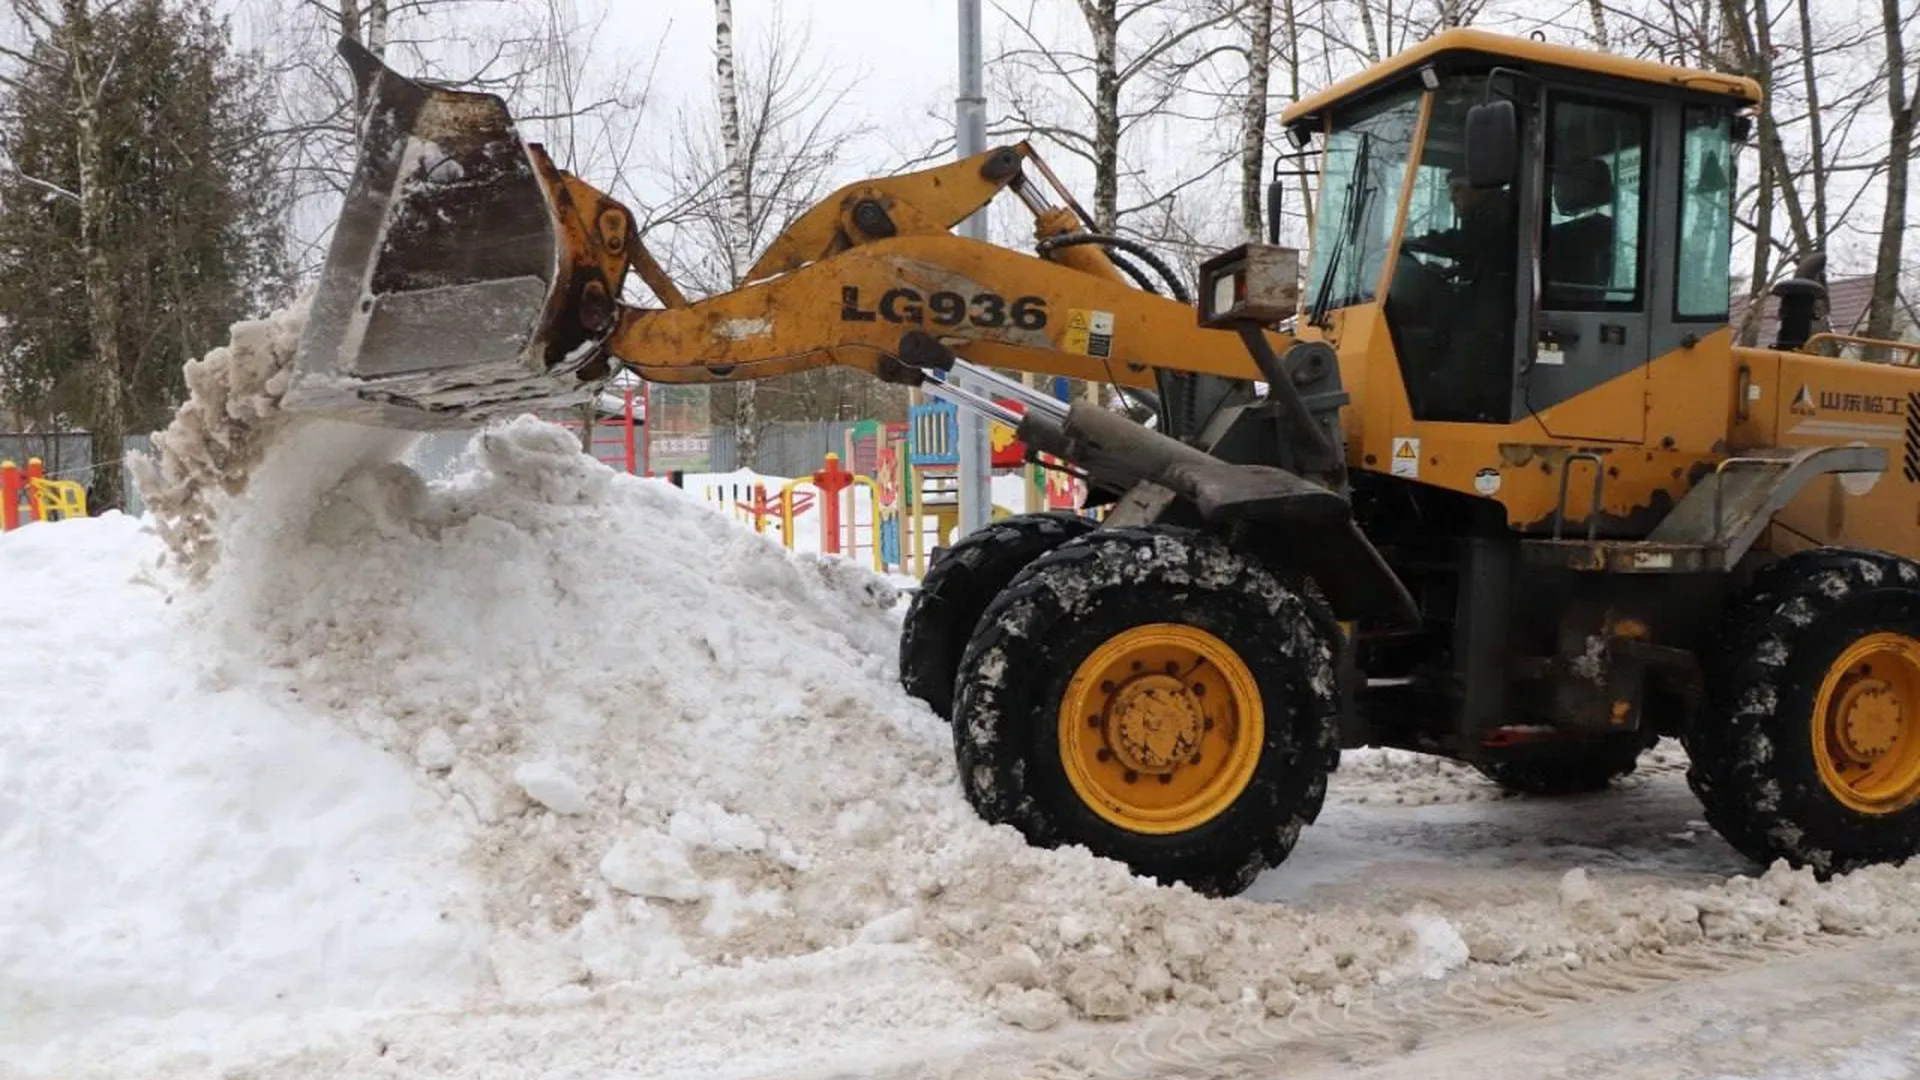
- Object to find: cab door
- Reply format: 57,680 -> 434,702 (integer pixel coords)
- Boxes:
1520,90 -> 1652,444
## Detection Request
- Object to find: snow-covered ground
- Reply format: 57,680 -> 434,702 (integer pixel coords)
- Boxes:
6,303 -> 1920,1079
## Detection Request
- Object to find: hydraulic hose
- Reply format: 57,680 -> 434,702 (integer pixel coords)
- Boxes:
1102,249 -> 1161,295
1033,233 -> 1192,304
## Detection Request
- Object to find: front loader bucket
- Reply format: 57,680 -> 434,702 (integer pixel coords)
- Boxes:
287,38 -> 606,429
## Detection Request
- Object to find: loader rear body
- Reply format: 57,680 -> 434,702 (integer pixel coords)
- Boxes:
288,30 -> 1920,896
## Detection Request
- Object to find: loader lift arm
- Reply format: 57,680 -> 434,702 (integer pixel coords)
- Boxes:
542,135 -> 1283,397
287,38 -> 1413,627
287,39 -> 1286,426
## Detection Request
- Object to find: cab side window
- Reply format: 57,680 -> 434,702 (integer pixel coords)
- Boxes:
1541,96 -> 1647,310
1676,107 -> 1734,320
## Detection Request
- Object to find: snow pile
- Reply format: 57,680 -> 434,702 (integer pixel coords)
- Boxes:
1452,858 -> 1920,972
1334,739 -> 1689,806
113,297 -> 1457,1025
175,406 -> 1456,1026
0,513 -> 488,1059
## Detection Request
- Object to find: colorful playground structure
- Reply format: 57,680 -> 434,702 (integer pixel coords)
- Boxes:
866,395 -> 1088,574
2,458 -> 88,532
687,391 -> 1093,577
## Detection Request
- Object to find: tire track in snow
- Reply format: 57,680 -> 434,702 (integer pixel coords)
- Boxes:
884,931 -> 1864,1080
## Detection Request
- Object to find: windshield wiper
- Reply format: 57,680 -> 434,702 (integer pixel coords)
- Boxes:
1307,130 -> 1373,330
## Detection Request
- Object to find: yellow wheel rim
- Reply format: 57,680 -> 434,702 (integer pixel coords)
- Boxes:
1811,632 -> 1920,815
1058,623 -> 1264,834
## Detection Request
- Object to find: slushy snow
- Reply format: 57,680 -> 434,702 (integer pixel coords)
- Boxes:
11,299 -> 1920,1078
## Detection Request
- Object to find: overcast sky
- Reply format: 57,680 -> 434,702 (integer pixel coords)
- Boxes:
607,0 -> 968,124
601,0 -> 1047,198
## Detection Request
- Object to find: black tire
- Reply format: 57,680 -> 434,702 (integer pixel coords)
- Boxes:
1684,546 -> 1920,877
950,526 -> 1341,897
1473,730 -> 1655,796
898,511 -> 1096,721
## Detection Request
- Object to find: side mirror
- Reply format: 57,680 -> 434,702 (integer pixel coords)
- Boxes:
1266,177 -> 1284,244
1464,99 -> 1517,188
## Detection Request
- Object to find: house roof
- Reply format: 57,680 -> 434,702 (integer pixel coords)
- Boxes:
1729,274 -> 1880,346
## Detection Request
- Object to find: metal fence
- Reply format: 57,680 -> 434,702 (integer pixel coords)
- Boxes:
707,420 -> 862,477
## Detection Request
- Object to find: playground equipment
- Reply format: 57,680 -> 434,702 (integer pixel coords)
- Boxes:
871,398 -> 1093,575
549,387 -> 642,473
688,457 -> 884,571
796,454 -> 882,571
698,476 -> 808,544
676,420 -> 1088,577
2,458 -> 88,531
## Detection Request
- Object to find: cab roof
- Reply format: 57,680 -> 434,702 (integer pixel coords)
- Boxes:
1279,28 -> 1761,128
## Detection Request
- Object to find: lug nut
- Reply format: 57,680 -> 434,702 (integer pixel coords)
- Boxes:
1100,680 -> 1116,693
1192,684 -> 1206,697
1158,773 -> 1173,785
1123,770 -> 1139,784
1087,715 -> 1101,728
1164,660 -> 1179,673
1203,717 -> 1214,731
1096,748 -> 1112,762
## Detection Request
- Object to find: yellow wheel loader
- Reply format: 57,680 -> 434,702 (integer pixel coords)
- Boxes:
291,30 -> 1920,896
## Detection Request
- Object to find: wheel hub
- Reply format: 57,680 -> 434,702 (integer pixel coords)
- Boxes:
1057,623 -> 1265,834
1106,674 -> 1205,774
1813,632 -> 1920,815
1840,681 -> 1902,760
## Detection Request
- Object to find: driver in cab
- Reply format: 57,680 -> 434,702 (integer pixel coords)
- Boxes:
1406,170 -> 1513,272
1391,167 -> 1518,422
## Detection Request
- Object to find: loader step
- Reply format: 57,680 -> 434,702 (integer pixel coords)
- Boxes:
1527,444 -> 1887,574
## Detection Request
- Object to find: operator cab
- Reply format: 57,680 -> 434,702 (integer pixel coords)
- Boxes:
1280,30 -> 1756,434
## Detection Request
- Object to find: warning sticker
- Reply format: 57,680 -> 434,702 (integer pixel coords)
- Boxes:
1390,436 -> 1420,478
1063,309 -> 1115,359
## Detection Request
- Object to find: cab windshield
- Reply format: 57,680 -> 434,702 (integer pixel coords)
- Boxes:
1303,87 -> 1421,323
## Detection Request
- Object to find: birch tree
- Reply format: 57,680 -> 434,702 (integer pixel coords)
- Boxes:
1864,0 -> 1916,346
713,0 -> 759,464
991,0 -> 1248,234
1317,0 -> 1492,70
1218,0 -> 1320,246
1237,0 -> 1274,241
638,11 -> 886,461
